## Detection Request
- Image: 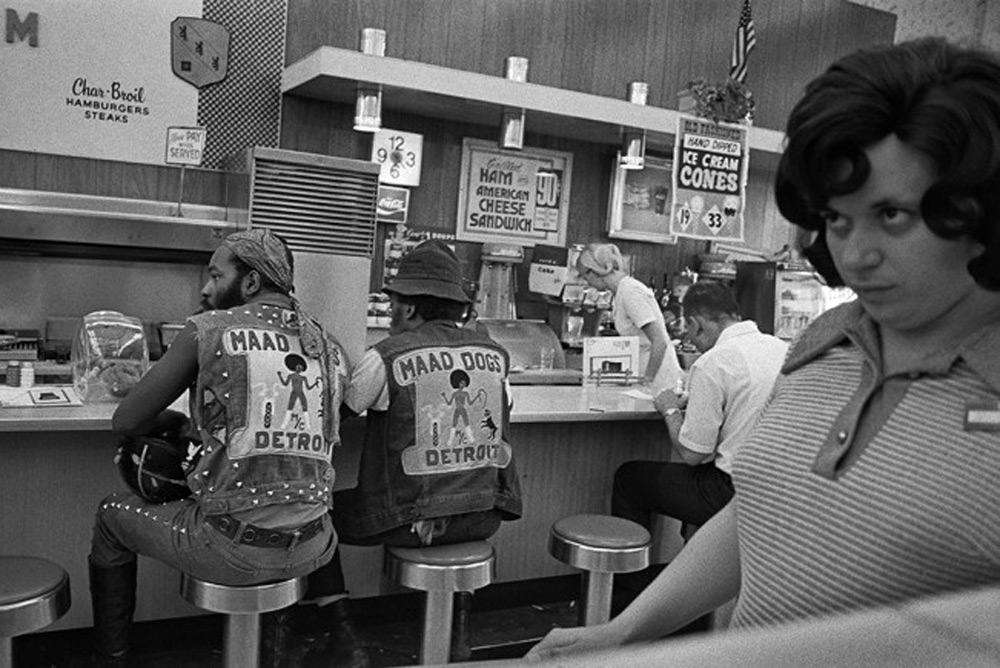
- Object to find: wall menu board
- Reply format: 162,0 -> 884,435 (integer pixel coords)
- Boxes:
456,139 -> 572,247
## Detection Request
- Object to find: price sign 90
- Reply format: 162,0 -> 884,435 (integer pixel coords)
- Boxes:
535,170 -> 561,208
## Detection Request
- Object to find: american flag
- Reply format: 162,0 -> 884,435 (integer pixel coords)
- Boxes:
729,0 -> 757,83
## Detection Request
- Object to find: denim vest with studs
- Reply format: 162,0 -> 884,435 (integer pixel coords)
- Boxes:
186,303 -> 347,517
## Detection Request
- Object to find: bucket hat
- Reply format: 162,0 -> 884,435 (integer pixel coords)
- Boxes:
384,240 -> 471,303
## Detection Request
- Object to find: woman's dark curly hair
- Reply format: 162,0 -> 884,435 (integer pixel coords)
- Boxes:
775,37 -> 1000,290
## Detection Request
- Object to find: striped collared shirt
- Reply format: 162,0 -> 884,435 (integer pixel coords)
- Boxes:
730,302 -> 1000,628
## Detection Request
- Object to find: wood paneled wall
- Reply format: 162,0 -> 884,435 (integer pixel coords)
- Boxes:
285,0 -> 895,132
0,150 -> 228,206
1,1 -> 895,292
283,0 -> 894,288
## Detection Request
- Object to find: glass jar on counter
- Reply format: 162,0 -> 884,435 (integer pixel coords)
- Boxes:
71,311 -> 149,402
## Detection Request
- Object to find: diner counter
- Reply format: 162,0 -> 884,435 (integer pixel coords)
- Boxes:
1,382 -> 673,630
0,383 -> 660,432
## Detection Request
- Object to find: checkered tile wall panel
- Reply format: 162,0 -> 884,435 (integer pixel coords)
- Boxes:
199,0 -> 286,169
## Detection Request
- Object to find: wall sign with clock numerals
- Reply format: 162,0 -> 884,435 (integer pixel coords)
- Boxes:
371,129 -> 423,186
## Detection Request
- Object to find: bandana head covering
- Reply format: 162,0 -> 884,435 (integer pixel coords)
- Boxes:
223,229 -> 324,359
223,229 -> 294,294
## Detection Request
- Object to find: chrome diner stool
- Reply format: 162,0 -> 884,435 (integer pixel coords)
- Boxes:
180,573 -> 305,668
549,514 -> 650,626
0,556 -> 71,668
384,541 -> 495,665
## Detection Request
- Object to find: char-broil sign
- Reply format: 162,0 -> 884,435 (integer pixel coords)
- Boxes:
171,17 -> 230,88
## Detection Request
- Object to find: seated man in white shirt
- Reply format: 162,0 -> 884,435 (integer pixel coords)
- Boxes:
611,281 -> 787,611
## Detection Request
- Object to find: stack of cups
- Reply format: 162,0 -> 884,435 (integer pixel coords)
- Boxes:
20,361 -> 34,388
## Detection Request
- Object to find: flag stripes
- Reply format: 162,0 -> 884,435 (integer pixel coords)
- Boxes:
729,0 -> 757,83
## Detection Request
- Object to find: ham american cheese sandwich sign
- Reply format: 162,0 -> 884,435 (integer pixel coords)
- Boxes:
670,114 -> 749,243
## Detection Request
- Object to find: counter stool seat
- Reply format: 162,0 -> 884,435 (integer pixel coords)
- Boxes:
385,541 -> 494,665
0,556 -> 71,668
180,574 -> 304,668
549,514 -> 650,626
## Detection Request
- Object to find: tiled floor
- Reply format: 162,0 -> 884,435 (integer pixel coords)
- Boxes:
158,602 -> 572,667
22,600 -> 577,667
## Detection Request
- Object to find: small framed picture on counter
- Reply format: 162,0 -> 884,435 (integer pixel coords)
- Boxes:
607,154 -> 677,244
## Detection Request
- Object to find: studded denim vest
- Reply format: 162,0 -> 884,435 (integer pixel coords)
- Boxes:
186,303 -> 347,517
340,320 -> 522,537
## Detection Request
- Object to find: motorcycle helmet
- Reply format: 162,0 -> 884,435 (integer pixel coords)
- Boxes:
115,433 -> 194,503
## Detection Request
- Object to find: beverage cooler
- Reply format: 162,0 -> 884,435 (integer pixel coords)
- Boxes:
734,261 -> 854,342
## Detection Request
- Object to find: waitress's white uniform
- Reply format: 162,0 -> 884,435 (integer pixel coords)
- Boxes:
612,275 -> 682,393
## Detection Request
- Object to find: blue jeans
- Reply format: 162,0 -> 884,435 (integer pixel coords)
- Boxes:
305,488 -> 504,599
91,490 -> 337,586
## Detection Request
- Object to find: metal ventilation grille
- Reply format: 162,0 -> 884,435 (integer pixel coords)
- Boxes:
248,148 -> 380,258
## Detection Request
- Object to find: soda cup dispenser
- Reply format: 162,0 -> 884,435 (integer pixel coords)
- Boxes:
474,243 -> 523,320
528,245 -> 609,348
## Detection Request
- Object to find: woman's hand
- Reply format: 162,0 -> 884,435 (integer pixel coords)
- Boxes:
524,622 -> 624,662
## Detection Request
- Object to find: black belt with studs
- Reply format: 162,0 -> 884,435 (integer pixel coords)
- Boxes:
206,514 -> 325,549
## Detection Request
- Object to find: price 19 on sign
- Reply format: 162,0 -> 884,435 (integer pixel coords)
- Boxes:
165,127 -> 207,166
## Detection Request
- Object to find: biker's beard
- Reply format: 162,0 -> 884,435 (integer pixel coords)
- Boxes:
202,278 -> 244,312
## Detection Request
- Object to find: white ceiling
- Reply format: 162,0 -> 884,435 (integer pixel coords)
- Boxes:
848,0 -> 1000,51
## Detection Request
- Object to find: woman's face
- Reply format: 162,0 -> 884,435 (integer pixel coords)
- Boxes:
821,134 -> 983,337
577,265 -> 606,290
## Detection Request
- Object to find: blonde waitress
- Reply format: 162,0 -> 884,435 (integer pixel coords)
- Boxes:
576,243 -> 682,392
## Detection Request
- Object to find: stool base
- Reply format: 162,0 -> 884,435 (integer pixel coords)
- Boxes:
225,613 -> 261,668
420,590 -> 454,665
580,570 -> 614,626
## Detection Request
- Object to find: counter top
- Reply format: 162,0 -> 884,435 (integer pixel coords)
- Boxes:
0,384 -> 659,432
510,384 -> 658,423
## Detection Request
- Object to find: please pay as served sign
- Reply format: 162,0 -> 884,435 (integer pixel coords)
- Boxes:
165,126 -> 207,166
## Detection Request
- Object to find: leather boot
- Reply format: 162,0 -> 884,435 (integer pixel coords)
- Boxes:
449,591 -> 473,662
259,604 -> 295,668
301,597 -> 370,668
88,558 -> 137,666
